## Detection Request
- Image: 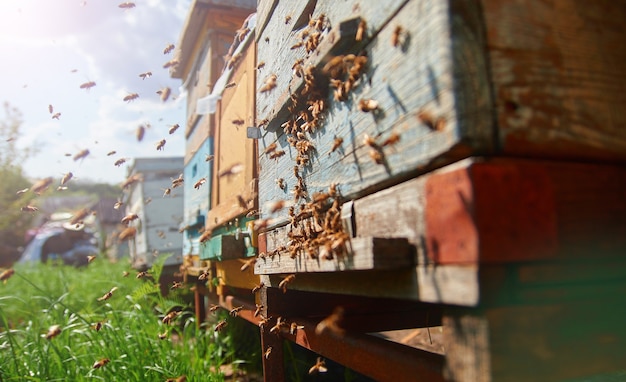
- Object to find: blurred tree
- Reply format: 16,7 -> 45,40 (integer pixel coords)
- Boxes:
0,102 -> 36,266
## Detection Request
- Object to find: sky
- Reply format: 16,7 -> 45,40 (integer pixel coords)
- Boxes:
0,0 -> 192,185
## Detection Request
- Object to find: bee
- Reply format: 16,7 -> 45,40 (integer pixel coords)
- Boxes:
48,104 -> 53,113
225,82 -> 236,89
236,27 -> 250,42
232,119 -> 245,126
16,188 -> 29,195
290,322 -> 304,335
246,209 -> 259,218
240,258 -> 256,272
87,255 -> 96,263
161,187 -> 171,197
118,2 -> 135,9
193,177 -> 207,189
122,271 -> 129,277
92,358 -> 110,369
171,174 -> 184,188
209,304 -> 220,314
162,310 -> 181,324
168,124 -> 180,134
229,306 -> 244,317
97,287 -> 118,301
253,304 -> 263,317
256,61 -> 265,70
52,112 -> 61,120
236,194 -> 249,209
156,139 -> 166,151
214,319 -> 228,332
269,317 -> 286,335
382,132 -> 401,147
163,43 -> 175,54
198,269 -> 210,281
284,15 -> 292,24
218,163 -> 244,178
263,142 -> 277,155
162,59 -> 179,69
73,149 -> 90,161
315,307 -> 345,336
158,331 -> 168,340
0,268 -> 15,283
278,274 -> 296,293
251,282 -> 264,294
156,229 -> 166,238
139,71 -> 152,80
170,281 -> 183,290
92,321 -> 104,331
107,150 -> 117,156
123,93 -> 139,102
268,200 -> 286,214
157,87 -> 171,102
145,197 -> 152,205
309,357 -> 328,374
205,154 -> 214,162
356,19 -> 366,41
264,347 -> 273,359
290,41 -> 303,50
136,125 -> 146,141
165,376 -> 187,382
358,99 -> 379,112
136,271 -> 151,279
118,226 -> 137,241
79,81 -> 96,90
330,137 -> 343,154
199,229 -> 212,243
259,74 -> 277,93
363,134 -> 380,149
227,52 -> 242,69
122,173 -> 142,189
276,178 -> 285,190
113,199 -> 123,209
392,25 -> 403,47
269,150 -> 285,160
21,205 -> 39,213
121,213 -> 139,225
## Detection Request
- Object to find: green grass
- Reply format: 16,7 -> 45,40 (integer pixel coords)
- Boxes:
0,257 -> 240,381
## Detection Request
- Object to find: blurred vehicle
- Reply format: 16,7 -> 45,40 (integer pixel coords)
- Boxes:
20,221 -> 99,267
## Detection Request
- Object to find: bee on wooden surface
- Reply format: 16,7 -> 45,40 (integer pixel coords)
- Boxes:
240,258 -> 256,272
309,357 -> 328,374
121,213 -> 139,225
163,43 -> 175,54
290,41 -> 303,50
382,131 -> 401,147
236,27 -> 250,42
363,134 -> 380,149
218,163 -> 244,178
263,142 -> 277,155
358,99 -> 379,112
392,25 -> 403,47
114,158 -> 127,167
229,306 -> 244,317
79,81 -> 96,90
264,346 -> 273,359
268,200 -> 287,214
97,287 -> 118,301
253,304 -> 263,317
276,178 -> 285,190
168,123 -> 180,134
356,19 -> 366,41
278,274 -> 296,293
162,310 -> 181,324
52,112 -> 61,120
315,307 -> 345,336
290,322 -> 304,335
232,118 -> 245,126
73,149 -> 90,161
199,229 -> 212,243
224,82 -> 236,89
87,255 -> 96,263
209,304 -> 220,314
284,15 -> 292,24
193,177 -> 207,190
92,358 -> 110,369
227,52 -> 242,69
136,124 -> 145,141
259,74 -> 277,93
205,154 -> 214,162
157,86 -> 172,102
139,71 -> 152,80
16,188 -> 29,195
155,139 -> 166,151
251,282 -> 264,294
270,317 -> 287,335
163,59 -> 179,69
0,268 -> 15,283
214,319 -> 228,332
21,205 -> 39,213
118,226 -> 137,241
269,149 -> 285,160
256,61 -> 265,70
118,2 -> 135,9
236,194 -> 249,209
123,93 -> 139,102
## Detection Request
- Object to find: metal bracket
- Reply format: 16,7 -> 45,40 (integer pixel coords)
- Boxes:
247,126 -> 262,139
341,200 -> 356,238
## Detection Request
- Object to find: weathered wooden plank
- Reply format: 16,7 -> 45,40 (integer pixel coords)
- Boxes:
255,236 -> 413,274
483,0 -> 626,161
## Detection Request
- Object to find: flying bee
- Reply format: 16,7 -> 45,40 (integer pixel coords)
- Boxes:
171,174 -> 184,188
232,118 -> 245,126
0,268 -> 15,283
315,307 -> 345,336
269,150 -> 285,160
136,271 -> 151,279
358,99 -> 379,112
163,43 -> 175,54
330,137 -> 344,154
256,61 -> 265,70
157,87 -> 171,102
21,205 -> 39,213
214,319 -> 228,332
121,213 -> 139,225
70,208 -> 90,225
170,281 -> 183,290
227,52 -> 242,69
139,71 -> 152,80
240,258 -> 256,272
118,2 -> 135,9
253,304 -> 263,317
121,173 -> 142,189
263,142 -> 277,155
259,74 -> 277,93
162,310 -> 181,324
73,149 -> 90,161
87,255 -> 96,263
122,271 -> 129,277
356,19 -> 366,41
363,134 -> 380,149
382,132 -> 401,147
246,209 -> 259,218
107,150 -> 116,156
113,200 -> 123,209
278,274 -> 296,293
267,200 -> 287,214
229,306 -> 244,317
168,124 -> 180,134
199,229 -> 212,243
290,322 -> 304,335
48,104 -> 53,114
209,304 -> 220,314
193,177 -> 207,189
270,317 -> 287,335
162,59 -> 179,69
392,25 -> 403,47
145,197 -> 152,205
309,357 -> 328,374
79,81 -> 96,90
218,163 -> 244,178
123,93 -> 139,102
118,226 -> 137,241
156,230 -> 166,238
52,112 -> 61,120
158,331 -> 168,340
251,282 -> 264,294
97,287 -> 118,301
92,321 -> 104,331
161,187 -> 171,197
156,139 -> 166,151
165,376 -> 187,382
205,154 -> 214,162
16,188 -> 29,195
264,347 -> 273,359
92,358 -> 110,369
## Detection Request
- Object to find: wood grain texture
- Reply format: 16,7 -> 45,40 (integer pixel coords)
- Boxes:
214,258 -> 260,290
483,0 -> 626,160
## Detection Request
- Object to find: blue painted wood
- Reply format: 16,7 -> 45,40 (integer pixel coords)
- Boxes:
183,137 -> 213,256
